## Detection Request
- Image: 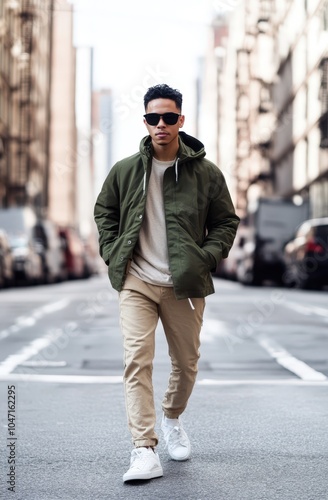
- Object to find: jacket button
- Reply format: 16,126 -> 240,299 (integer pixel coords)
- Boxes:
139,215 -> 142,219
128,240 -> 131,245
120,256 -> 123,261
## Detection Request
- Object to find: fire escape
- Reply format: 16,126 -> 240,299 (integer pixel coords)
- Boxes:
4,0 -> 35,205
235,47 -> 251,215
319,57 -> 328,149
235,0 -> 275,216
250,0 -> 274,183
17,1 -> 33,201
4,0 -> 53,210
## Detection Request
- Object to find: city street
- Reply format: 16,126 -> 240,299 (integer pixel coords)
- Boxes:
0,275 -> 327,500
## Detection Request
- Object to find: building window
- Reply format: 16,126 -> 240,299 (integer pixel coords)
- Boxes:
310,179 -> 328,217
323,1 -> 328,31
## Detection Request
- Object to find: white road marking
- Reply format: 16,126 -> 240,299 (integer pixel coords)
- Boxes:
283,302 -> 312,315
201,318 -> 233,343
311,306 -> 328,318
0,374 -> 122,384
257,336 -> 327,382
197,378 -> 328,386
0,331 -> 64,375
20,361 -> 67,367
0,298 -> 70,340
0,374 -> 326,385
284,301 -> 328,318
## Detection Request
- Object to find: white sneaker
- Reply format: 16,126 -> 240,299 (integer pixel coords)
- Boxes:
161,414 -> 191,461
123,447 -> 163,482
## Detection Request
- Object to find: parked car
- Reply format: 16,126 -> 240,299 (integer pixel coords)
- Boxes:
283,217 -> 328,289
34,219 -> 66,283
0,207 -> 44,285
9,234 -> 44,285
58,227 -> 85,279
236,198 -> 310,285
214,225 -> 246,281
0,229 -> 14,287
82,240 -> 101,278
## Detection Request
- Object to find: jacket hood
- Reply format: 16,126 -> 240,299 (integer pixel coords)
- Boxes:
178,131 -> 205,160
139,131 -> 206,163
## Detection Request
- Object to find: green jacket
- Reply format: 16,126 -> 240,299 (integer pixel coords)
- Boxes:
94,132 -> 239,299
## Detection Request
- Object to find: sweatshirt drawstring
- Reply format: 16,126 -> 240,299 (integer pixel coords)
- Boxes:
188,298 -> 195,310
143,171 -> 146,195
175,158 -> 179,183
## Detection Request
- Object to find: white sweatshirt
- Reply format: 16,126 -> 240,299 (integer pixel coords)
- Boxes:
129,157 -> 174,286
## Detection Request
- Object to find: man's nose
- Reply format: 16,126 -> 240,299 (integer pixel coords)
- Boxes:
157,116 -> 166,126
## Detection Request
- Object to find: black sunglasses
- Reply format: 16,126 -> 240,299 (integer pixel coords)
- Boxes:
143,112 -> 181,126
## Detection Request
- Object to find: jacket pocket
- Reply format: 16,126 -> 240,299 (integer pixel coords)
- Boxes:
178,238 -> 212,275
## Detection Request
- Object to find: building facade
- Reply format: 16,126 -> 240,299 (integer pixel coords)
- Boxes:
48,0 -> 77,227
271,0 -> 328,218
92,89 -> 113,203
218,0 -> 328,219
75,46 -> 94,239
0,0 -> 53,213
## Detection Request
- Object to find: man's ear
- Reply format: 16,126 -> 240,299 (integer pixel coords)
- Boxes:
179,115 -> 185,128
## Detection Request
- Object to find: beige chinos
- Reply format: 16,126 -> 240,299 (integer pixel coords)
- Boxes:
119,273 -> 205,448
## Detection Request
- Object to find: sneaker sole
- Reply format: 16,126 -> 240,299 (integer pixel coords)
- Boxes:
168,450 -> 191,461
123,467 -> 163,482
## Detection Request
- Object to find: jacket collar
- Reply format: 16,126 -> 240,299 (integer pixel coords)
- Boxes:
140,132 -> 206,164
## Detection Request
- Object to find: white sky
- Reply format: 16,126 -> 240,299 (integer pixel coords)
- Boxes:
71,0 -> 218,162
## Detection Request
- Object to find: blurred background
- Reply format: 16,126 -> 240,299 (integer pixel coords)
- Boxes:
0,0 -> 327,290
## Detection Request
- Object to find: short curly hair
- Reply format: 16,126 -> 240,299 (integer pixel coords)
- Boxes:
144,84 -> 183,111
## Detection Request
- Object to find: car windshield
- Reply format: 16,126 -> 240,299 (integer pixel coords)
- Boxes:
9,236 -> 29,249
0,213 -> 24,233
0,208 -> 36,234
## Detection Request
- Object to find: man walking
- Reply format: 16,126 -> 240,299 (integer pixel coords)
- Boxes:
94,84 -> 239,482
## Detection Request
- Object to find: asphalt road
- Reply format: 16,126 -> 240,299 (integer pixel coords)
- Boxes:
0,275 -> 327,500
